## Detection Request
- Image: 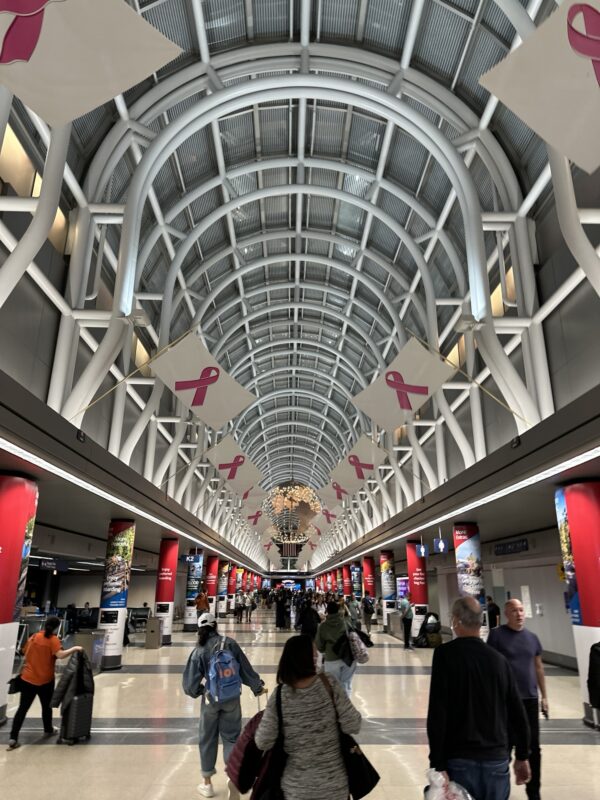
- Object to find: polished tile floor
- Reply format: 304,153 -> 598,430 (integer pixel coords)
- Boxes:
1,609 -> 598,799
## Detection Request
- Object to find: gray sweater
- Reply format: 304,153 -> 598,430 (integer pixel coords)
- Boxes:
255,674 -> 361,800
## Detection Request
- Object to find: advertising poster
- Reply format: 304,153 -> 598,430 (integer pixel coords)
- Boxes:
406,542 -> 428,605
306,578 -> 315,591
555,487 -> 581,625
350,562 -> 362,597
205,556 -> 219,597
380,550 -> 396,601
363,557 -> 375,597
396,576 -> 409,600
217,561 -> 229,597
236,568 -> 244,591
184,552 -> 203,629
100,521 -> 135,609
453,523 -> 484,601
336,568 -> 344,594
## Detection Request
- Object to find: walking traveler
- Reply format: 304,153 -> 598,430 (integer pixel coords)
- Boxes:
255,634 -> 362,800
8,616 -> 83,750
486,596 -> 501,629
488,598 -> 548,800
427,597 -> 531,800
347,595 -> 361,629
315,601 -> 357,696
182,612 -> 267,799
234,591 -> 244,623
399,591 -> 414,649
361,591 -> 375,634
196,587 -> 210,617
296,599 -> 321,640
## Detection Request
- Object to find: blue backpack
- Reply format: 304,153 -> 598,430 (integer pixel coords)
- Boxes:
207,636 -> 242,703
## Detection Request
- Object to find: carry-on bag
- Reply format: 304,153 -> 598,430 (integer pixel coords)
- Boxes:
227,692 -> 267,793
58,693 -> 93,744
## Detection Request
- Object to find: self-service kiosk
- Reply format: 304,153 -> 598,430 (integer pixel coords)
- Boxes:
382,599 -> 396,630
217,594 -> 228,618
411,604 -> 428,640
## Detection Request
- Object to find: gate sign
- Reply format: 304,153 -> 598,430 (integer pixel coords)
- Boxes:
151,334 -> 256,430
353,338 -> 455,432
480,1 -> 600,174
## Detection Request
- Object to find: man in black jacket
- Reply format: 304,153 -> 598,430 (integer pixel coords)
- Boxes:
427,596 -> 531,800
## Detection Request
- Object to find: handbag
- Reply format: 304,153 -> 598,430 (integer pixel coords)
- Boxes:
333,632 -> 354,667
348,631 -> 369,664
251,685 -> 287,800
8,675 -> 23,694
318,674 -> 380,800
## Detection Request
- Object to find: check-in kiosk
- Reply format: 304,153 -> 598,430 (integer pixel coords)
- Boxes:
411,604 -> 428,640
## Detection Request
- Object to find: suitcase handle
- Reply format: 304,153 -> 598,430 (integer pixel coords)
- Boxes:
257,688 -> 268,712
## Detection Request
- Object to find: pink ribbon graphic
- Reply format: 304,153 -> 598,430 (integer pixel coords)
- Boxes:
385,371 -> 429,411
242,486 -> 253,501
348,454 -> 374,480
263,542 -> 273,552
314,526 -> 321,536
567,3 -> 600,85
175,366 -> 220,407
0,0 -> 59,65
308,541 -> 317,550
218,454 -> 245,480
323,509 -> 337,524
332,481 -> 348,501
247,510 -> 262,525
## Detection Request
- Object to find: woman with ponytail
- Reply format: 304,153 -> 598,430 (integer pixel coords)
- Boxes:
7,616 -> 83,750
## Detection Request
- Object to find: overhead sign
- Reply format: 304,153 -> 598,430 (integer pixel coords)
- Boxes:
205,435 -> 263,496
494,538 -> 529,557
0,0 -> 182,127
480,1 -> 600,174
151,334 -> 256,430
353,338 -> 455,432
433,538 -> 448,554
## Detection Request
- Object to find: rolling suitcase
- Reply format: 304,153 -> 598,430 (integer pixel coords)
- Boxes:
58,693 -> 93,745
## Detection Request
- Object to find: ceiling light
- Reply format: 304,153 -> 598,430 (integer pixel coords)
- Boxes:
0,435 -> 264,575
68,567 -> 90,572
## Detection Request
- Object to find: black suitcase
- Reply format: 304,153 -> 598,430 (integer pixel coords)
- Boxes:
58,693 -> 93,744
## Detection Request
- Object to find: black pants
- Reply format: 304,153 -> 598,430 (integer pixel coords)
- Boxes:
402,617 -> 412,648
10,679 -> 55,740
523,698 -> 541,799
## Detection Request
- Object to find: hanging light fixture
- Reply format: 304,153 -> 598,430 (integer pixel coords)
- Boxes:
263,482 -> 321,543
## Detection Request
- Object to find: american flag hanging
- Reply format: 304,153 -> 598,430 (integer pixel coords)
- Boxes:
282,542 -> 297,559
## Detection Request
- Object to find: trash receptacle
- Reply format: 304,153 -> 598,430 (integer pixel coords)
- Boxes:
145,617 -> 163,649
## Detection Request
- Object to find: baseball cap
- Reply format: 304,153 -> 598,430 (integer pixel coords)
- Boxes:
198,612 -> 216,628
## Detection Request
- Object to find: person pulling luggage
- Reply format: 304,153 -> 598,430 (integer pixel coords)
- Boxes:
183,612 -> 267,799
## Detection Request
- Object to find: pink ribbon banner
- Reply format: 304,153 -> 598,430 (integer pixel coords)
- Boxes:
567,3 -> 600,85
0,0 -> 59,65
175,366 -> 220,407
347,454 -> 374,480
218,455 -> 245,481
385,371 -> 429,411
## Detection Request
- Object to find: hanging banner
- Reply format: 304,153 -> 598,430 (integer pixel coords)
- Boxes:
217,561 -> 229,597
0,0 -> 182,127
363,556 -> 375,597
236,568 -> 244,591
397,575 -> 410,599
479,1 -> 600,174
205,435 -> 263,496
353,338 -> 455,432
406,542 -> 428,605
453,523 -> 484,601
380,550 -> 396,601
329,435 -> 388,497
183,551 -> 203,630
350,562 -> 362,597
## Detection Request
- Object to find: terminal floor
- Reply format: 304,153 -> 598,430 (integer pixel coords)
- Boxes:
1,611 -> 598,800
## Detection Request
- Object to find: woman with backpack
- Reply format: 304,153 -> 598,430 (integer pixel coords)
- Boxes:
315,601 -> 357,697
255,634 -> 361,800
182,612 -> 267,799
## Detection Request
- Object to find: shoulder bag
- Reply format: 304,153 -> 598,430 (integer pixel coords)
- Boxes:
318,674 -> 380,799
251,685 -> 287,800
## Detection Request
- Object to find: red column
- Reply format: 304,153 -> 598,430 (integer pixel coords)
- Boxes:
217,560 -> 230,617
406,542 -> 428,604
257,575 -> 262,590
245,572 -> 252,592
329,570 -> 337,592
342,564 -> 352,597
336,568 -> 343,593
205,555 -> 219,615
363,556 -> 375,598
238,568 -> 246,592
556,484 -> 600,725
227,563 -> 237,613
0,476 -> 38,725
154,538 -> 179,644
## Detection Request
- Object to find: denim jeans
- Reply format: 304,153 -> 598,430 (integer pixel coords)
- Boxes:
323,658 -> 357,697
447,758 -> 510,800
198,696 -> 242,777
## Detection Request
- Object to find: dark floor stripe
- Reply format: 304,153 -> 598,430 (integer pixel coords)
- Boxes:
117,664 -> 437,675
3,717 -> 596,747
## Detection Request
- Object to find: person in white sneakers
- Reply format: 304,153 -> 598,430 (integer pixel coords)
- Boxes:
183,612 -> 267,799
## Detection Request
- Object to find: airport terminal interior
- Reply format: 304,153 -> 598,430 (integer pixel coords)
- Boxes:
0,0 -> 599,799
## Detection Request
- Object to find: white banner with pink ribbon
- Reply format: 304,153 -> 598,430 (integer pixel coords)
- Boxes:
329,435 -> 387,498
151,334 -> 256,430
480,1 -> 600,174
205,435 -> 263,495
244,505 -> 270,535
0,0 -> 181,126
353,338 -> 455,433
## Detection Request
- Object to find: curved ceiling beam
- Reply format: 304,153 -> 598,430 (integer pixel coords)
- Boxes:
253,442 -> 335,476
197,255 -> 403,347
243,366 -> 358,408
242,420 -> 346,463
236,404 -> 351,453
212,300 -> 386,368
258,453 -> 330,486
233,387 -> 356,439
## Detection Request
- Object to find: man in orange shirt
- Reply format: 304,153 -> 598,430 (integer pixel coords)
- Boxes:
195,586 -> 210,617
